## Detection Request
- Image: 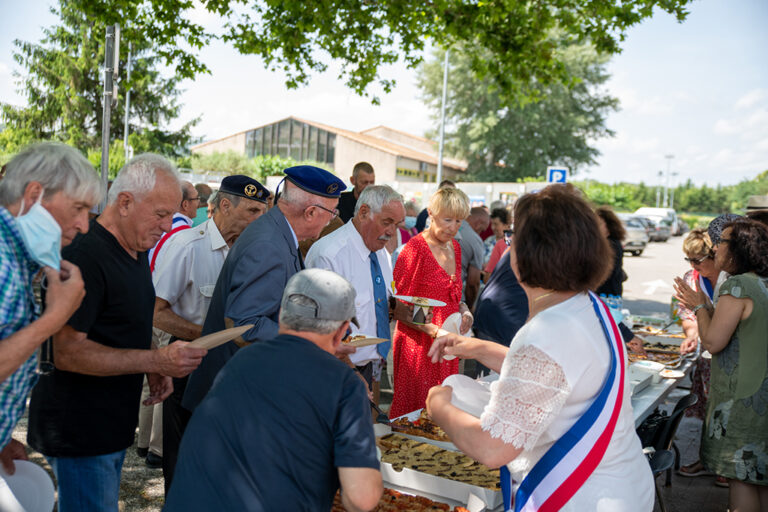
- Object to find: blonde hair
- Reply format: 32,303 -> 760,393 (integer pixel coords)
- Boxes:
682,228 -> 713,259
428,187 -> 470,220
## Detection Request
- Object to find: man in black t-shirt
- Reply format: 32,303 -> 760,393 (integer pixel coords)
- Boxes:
165,269 -> 382,511
337,161 -> 375,223
27,154 -> 208,512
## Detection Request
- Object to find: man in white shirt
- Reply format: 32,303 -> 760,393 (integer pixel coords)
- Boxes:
151,175 -> 269,491
148,180 -> 199,271
306,185 -> 405,405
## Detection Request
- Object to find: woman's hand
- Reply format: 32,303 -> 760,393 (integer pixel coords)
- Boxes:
679,337 -> 698,355
458,302 -> 473,335
425,385 -> 453,418
626,336 -> 647,355
428,333 -> 475,363
674,277 -> 707,311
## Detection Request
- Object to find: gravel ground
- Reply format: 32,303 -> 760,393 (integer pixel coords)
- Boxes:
12,410 -> 165,512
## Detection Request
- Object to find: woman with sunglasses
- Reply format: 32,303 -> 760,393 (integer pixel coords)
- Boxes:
675,219 -> 768,509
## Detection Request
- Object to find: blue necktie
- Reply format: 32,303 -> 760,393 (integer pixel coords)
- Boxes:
369,251 -> 391,358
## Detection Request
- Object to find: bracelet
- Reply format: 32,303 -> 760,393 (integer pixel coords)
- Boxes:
692,304 -> 706,313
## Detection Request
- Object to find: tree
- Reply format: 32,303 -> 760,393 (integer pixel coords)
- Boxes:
419,39 -> 618,181
69,0 -> 692,102
0,0 -> 197,157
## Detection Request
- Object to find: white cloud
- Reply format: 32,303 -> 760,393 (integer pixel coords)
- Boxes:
735,88 -> 768,110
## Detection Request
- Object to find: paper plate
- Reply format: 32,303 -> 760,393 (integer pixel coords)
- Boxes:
631,360 -> 665,373
343,336 -> 389,348
436,313 -> 463,360
393,295 -> 446,307
660,369 -> 685,379
441,374 -> 492,418
188,324 -> 254,349
0,460 -> 55,512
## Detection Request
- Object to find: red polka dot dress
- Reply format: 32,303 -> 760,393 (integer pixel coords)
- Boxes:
389,233 -> 462,418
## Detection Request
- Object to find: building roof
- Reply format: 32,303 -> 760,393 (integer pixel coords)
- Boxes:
191,116 -> 467,171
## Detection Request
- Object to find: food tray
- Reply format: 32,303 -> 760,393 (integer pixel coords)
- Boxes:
378,434 -> 502,510
627,365 -> 653,396
390,409 -> 459,452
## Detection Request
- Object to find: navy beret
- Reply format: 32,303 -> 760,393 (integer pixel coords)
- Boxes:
283,165 -> 346,198
219,175 -> 269,203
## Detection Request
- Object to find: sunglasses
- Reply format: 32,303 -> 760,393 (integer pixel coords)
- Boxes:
684,255 -> 709,264
503,229 -> 515,246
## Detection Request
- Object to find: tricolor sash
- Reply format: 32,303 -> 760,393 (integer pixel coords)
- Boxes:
500,292 -> 626,512
694,270 -> 714,303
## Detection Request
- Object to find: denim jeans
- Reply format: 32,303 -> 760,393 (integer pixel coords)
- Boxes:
48,449 -> 126,512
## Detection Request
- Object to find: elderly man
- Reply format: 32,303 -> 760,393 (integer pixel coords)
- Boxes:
182,165 -> 345,411
455,206 -> 489,308
27,154 -> 207,512
165,269 -> 382,511
306,185 -> 404,403
148,180 -> 198,271
153,175 -> 269,491
337,161 -> 375,223
0,142 -> 102,475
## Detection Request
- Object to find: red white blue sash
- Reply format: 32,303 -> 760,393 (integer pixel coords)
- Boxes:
694,271 -> 714,303
500,292 -> 626,511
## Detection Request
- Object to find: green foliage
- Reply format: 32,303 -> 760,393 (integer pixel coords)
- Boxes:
68,0 -> 692,102
189,152 -> 332,181
420,38 -> 618,181
1,0 -> 198,157
87,140 -> 127,180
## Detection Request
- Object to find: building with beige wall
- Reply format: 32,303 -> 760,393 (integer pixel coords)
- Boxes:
190,116 -> 466,184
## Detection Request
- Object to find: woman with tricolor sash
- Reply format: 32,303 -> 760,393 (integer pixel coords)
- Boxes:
426,185 -> 654,512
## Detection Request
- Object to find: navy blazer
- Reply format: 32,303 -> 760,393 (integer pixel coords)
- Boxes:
182,206 -> 304,411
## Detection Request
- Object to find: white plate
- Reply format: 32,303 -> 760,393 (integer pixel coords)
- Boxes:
436,313 -> 463,360
343,336 -> 388,347
188,324 -> 254,349
0,460 -> 55,512
393,295 -> 447,307
631,360 -> 665,373
441,374 -> 492,418
660,369 -> 685,379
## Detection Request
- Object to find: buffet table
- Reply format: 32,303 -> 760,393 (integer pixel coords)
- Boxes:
631,357 -> 695,427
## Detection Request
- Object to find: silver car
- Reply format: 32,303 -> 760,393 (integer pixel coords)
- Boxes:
619,215 -> 650,256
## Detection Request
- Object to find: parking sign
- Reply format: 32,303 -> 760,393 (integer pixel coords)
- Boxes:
547,167 -> 568,183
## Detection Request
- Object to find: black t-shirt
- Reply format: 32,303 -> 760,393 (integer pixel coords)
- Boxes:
596,238 -> 624,297
28,219 -> 155,457
415,208 -> 429,233
337,190 -> 359,223
473,251 -> 528,346
165,334 -> 379,511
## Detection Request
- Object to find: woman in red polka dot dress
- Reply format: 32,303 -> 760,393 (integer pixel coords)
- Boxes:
389,187 -> 474,419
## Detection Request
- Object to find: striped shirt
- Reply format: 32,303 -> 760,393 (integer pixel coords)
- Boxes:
0,207 -> 41,449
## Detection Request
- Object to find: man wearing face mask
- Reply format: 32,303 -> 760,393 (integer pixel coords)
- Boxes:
0,142 -> 103,476
306,185 -> 405,406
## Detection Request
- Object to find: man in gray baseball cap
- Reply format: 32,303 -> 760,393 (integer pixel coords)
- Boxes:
165,269 -> 382,511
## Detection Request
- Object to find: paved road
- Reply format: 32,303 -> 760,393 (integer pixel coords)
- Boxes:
623,234 -> 690,316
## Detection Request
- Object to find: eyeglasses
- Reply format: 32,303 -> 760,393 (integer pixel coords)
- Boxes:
309,204 -> 339,219
503,229 -> 515,246
185,196 -> 200,202
684,255 -> 709,265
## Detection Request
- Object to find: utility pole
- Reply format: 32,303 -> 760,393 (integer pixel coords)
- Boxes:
100,24 -> 120,213
663,154 -> 674,208
656,170 -> 663,207
436,49 -> 449,186
670,171 -> 679,209
123,43 -> 132,161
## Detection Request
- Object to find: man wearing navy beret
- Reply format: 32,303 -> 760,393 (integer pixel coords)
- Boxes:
176,166 -> 346,482
150,174 -> 269,490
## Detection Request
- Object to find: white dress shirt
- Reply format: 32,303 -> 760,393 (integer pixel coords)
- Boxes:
153,218 -> 229,327
305,221 -> 392,366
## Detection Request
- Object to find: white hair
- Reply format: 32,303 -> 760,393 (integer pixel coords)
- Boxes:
0,142 -> 103,206
353,184 -> 403,216
107,153 -> 180,204
279,180 -> 314,210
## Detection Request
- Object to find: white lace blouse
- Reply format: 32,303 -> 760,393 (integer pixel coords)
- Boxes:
480,293 -> 654,511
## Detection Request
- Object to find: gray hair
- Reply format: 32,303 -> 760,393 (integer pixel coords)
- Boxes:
279,294 -> 344,334
212,190 -> 241,212
0,142 -> 103,207
107,153 -> 180,204
353,184 -> 403,216
279,180 -> 314,210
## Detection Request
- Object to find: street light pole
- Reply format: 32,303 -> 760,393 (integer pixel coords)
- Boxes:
656,170 -> 663,207
436,49 -> 449,186
663,154 -> 674,208
123,43 -> 132,161
100,24 -> 119,213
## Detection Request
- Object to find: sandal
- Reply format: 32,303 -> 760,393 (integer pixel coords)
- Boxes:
714,476 -> 729,487
678,461 -> 714,477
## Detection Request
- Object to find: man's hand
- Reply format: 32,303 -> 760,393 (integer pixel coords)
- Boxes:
0,439 -> 28,475
334,343 -> 357,359
626,336 -> 647,355
143,373 -> 173,405
42,260 -> 85,324
153,341 -> 207,378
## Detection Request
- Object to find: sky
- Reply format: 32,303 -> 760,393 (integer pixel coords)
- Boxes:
1,0 -> 766,186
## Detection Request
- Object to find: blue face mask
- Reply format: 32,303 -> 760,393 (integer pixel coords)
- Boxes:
404,216 -> 417,230
16,192 -> 62,270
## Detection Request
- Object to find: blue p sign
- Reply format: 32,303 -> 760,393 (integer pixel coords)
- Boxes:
547,167 -> 568,183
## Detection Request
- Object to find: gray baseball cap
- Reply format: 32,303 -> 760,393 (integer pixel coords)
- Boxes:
281,269 -> 360,327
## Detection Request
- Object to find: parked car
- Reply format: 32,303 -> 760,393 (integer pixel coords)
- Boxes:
620,217 -> 650,256
643,216 -> 671,242
634,207 -> 681,236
